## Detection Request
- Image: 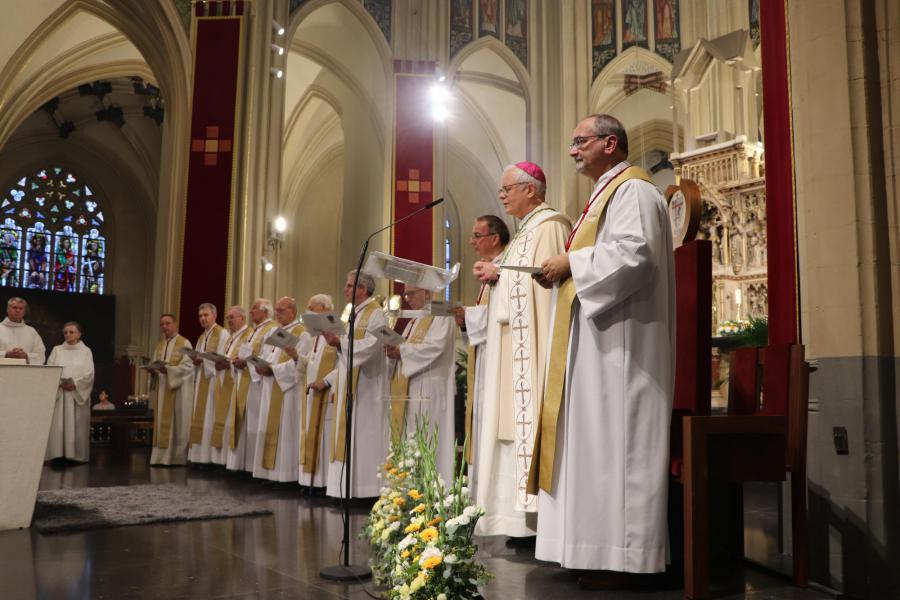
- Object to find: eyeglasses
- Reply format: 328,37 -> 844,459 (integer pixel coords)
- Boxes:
498,182 -> 527,196
470,232 -> 498,241
568,134 -> 610,150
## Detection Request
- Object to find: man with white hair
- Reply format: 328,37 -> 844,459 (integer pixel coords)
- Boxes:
252,296 -> 309,482
474,162 -> 571,540
188,302 -> 228,465
226,298 -> 278,472
0,296 -> 45,364
215,305 -> 252,466
300,293 -> 337,489
323,270 -> 387,498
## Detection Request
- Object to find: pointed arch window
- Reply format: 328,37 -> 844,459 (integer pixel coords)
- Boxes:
1,166 -> 108,293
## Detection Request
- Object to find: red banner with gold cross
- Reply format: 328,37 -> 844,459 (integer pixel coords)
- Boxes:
391,60 -> 436,273
178,1 -> 244,342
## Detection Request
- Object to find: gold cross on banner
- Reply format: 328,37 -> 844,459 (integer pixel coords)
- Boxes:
191,126 -> 233,166
396,169 -> 432,204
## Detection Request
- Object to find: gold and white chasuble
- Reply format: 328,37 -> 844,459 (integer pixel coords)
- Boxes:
389,314 -> 457,485
325,297 -> 388,499
150,334 -> 194,466
217,325 -> 252,464
299,335 -> 338,487
474,204 -> 570,537
226,319 -> 278,472
252,321 -> 310,482
188,324 -> 228,464
532,163 -> 675,573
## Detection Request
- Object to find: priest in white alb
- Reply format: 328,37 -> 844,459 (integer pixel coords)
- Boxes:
226,298 -> 278,472
384,285 -> 456,484
300,293 -> 338,489
0,296 -> 45,364
531,114 -> 675,583
216,306 -> 252,466
474,162 -> 570,539
252,296 -> 310,482
453,215 -> 509,498
150,313 -> 194,466
325,270 -> 387,499
188,303 -> 228,465
45,321 -> 94,462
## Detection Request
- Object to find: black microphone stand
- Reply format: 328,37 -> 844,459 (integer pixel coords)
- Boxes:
320,198 -> 444,582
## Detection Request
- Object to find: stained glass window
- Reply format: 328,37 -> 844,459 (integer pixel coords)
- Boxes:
0,166 -> 108,293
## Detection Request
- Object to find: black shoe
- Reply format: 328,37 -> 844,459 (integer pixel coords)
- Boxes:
505,536 -> 536,548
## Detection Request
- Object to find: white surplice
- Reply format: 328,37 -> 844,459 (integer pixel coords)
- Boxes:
252,321 -> 311,482
300,335 -> 336,488
188,324 -> 228,465
218,324 -> 251,466
226,319 -> 277,472
150,335 -> 194,466
0,317 -> 45,364
463,255 -> 503,499
326,297 -> 388,499
394,315 -> 457,485
475,204 -> 570,538
535,163 -> 675,573
44,341 -> 94,462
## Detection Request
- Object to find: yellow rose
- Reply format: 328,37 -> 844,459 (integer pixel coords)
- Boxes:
393,497 -> 406,507
427,516 -> 443,527
411,503 -> 425,514
388,515 -> 399,523
401,550 -> 410,559
421,555 -> 443,570
408,489 -> 423,500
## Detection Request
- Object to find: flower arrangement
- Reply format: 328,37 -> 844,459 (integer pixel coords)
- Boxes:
364,419 -> 490,599
716,319 -> 749,336
715,316 -> 768,349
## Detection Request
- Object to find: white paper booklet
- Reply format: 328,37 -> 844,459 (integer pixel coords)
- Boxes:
199,351 -> 229,362
139,360 -> 167,371
302,312 -> 346,336
370,325 -> 406,346
428,301 -> 460,317
264,327 -> 300,349
246,355 -> 271,369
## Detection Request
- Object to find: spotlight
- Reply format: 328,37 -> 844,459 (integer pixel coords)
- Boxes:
272,44 -> 285,56
429,83 -> 451,104
273,20 -> 285,36
271,67 -> 283,79
261,257 -> 274,272
438,75 -> 447,82
432,106 -> 448,122
274,216 -> 287,233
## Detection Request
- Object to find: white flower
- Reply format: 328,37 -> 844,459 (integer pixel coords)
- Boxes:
398,534 -> 416,550
457,513 -> 470,526
437,594 -> 447,600
461,486 -> 469,496
376,472 -> 382,479
419,546 -> 443,565
444,553 -> 458,564
404,458 -> 415,468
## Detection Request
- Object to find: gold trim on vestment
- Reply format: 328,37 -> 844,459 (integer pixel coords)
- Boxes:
229,320 -> 278,449
301,342 -> 337,474
153,335 -> 189,449
212,326 -> 251,448
190,325 -> 225,444
527,167 -> 652,494
262,323 -> 306,469
389,316 -> 435,443
331,302 -> 380,462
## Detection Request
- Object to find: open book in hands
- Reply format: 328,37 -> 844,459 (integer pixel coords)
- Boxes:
302,312 -> 346,336
264,327 -> 300,349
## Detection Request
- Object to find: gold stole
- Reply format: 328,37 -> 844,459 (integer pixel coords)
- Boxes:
229,320 -> 278,449
464,284 -> 490,464
262,322 -> 307,469
211,327 -> 251,448
388,317 -> 435,443
527,166 -> 651,494
189,325 -> 225,444
152,335 -> 188,449
300,340 -> 337,474
331,301 -> 380,462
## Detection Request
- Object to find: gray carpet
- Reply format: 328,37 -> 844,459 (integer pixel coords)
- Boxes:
31,484 -> 272,534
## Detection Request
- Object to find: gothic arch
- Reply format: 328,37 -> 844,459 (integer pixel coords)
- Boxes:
590,46 -> 680,116
449,36 -> 531,107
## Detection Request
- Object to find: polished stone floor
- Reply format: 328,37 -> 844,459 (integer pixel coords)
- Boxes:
0,447 -> 832,600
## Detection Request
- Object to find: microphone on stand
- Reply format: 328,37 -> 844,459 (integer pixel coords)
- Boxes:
320,197 -> 444,582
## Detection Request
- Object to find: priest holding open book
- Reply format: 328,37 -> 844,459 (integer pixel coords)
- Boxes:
147,313 -> 194,466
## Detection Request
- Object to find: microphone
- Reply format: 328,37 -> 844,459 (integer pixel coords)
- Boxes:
366,197 -> 444,242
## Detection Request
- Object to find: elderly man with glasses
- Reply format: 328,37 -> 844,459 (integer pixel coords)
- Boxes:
530,113 -> 675,588
472,162 -> 571,543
